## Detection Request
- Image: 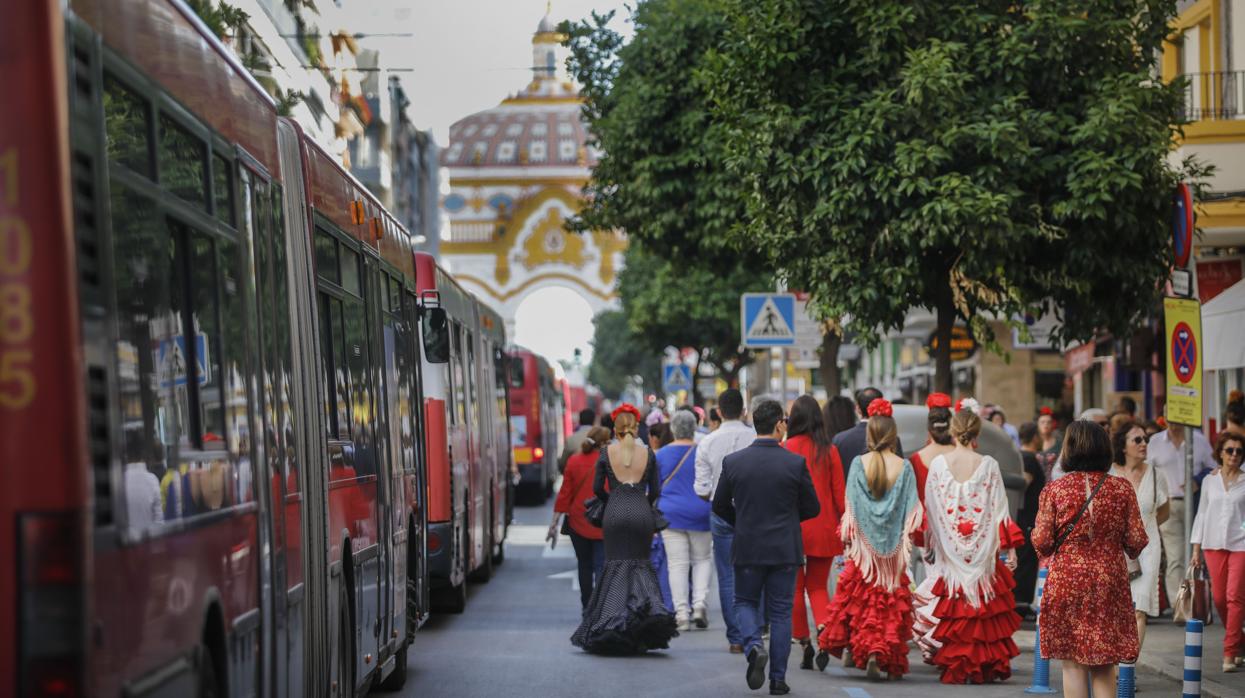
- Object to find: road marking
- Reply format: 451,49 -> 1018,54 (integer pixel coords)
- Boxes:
841,688 -> 871,698
547,569 -> 579,591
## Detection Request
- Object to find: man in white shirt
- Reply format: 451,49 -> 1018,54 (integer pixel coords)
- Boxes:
694,388 -> 756,653
1147,418 -> 1215,607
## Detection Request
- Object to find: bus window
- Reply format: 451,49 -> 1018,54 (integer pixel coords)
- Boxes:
340,244 -> 361,297
188,232 -> 225,448
450,323 -> 466,427
157,113 -> 207,211
109,183 -> 168,531
318,295 -> 351,440
217,237 -> 250,478
509,356 -> 524,389
211,153 -> 234,226
103,73 -> 152,177
315,230 -> 338,284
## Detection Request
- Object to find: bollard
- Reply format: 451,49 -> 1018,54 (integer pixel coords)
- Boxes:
1117,662 -> 1135,698
1025,568 -> 1057,695
1183,619 -> 1203,698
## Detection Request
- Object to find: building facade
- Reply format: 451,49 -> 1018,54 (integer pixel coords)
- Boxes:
438,11 -> 626,336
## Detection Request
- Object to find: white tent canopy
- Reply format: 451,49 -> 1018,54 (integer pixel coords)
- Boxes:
1203,279 -> 1245,371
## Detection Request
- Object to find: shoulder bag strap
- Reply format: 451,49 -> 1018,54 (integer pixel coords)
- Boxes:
662,447 -> 694,489
1051,473 -> 1110,555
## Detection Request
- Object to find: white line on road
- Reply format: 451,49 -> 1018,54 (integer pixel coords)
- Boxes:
547,568 -> 580,591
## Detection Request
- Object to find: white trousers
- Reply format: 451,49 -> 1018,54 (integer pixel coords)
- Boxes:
1159,497 -> 1186,606
662,528 -> 713,617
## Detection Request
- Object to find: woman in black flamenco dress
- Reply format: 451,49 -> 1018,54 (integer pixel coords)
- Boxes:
571,406 -> 678,654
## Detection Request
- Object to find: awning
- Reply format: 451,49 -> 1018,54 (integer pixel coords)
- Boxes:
1203,278 -> 1245,371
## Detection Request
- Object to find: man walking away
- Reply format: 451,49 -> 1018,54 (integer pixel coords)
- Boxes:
714,400 -> 820,694
559,408 -> 596,474
694,389 -> 756,653
833,387 -> 902,478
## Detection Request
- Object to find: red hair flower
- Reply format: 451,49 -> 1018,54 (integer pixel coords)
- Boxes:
611,403 -> 641,421
926,392 -> 952,409
866,398 -> 893,418
1039,406 -> 1054,416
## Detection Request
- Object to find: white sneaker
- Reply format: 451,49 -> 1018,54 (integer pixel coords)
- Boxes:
692,606 -> 708,629
676,614 -> 690,632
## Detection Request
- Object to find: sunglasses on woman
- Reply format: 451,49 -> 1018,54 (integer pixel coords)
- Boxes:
1225,447 -> 1244,457
1131,435 -> 1149,445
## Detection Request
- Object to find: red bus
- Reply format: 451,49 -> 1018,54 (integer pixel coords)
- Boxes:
507,349 -> 565,501
1,1 -> 492,694
415,253 -> 511,612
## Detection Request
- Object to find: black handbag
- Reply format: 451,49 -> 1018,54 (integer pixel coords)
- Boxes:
584,496 -> 606,528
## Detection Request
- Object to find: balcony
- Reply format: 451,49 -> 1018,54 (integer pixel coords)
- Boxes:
1181,71 -> 1245,121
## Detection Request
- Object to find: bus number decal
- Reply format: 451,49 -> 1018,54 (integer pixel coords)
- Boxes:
0,147 -> 35,409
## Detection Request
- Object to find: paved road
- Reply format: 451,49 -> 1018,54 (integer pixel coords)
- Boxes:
392,501 -> 1184,697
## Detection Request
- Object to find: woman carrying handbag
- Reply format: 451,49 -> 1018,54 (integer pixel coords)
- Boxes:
1031,421 -> 1149,698
1189,432 -> 1245,673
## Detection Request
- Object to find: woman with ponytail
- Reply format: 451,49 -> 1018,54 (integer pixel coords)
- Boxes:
913,399 -> 1023,684
571,404 -> 678,654
818,398 -> 922,681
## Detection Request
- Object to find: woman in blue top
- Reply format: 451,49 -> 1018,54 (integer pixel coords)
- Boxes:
658,410 -> 714,631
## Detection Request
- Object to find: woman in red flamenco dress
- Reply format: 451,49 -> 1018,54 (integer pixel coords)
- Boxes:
913,401 -> 1022,684
818,400 -> 923,681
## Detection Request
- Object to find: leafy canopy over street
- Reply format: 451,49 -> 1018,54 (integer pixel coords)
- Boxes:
572,0 -> 1209,393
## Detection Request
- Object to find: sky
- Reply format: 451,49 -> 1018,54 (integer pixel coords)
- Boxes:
349,0 -> 633,143
347,1 -> 633,366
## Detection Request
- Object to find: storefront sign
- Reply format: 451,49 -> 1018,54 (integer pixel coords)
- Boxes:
1064,342 -> 1095,376
926,326 -> 977,362
1163,297 -> 1203,427
1197,257 -> 1244,303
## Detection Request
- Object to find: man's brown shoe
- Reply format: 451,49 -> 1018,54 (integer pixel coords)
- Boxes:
730,644 -> 745,654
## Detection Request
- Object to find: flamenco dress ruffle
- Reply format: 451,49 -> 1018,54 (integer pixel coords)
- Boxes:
818,561 -> 914,677
571,558 -> 678,655
914,522 -> 1024,684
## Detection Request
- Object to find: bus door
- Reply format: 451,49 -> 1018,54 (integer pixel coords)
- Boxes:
403,290 -> 429,625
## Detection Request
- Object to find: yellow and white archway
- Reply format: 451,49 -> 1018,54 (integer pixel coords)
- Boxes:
438,8 -> 626,336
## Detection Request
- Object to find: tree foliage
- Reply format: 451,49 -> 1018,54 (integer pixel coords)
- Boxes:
617,245 -> 771,388
587,310 -> 662,400
703,0 -> 1209,390
563,0 -> 746,264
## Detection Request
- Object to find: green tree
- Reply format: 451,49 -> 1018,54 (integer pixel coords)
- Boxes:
705,0 -> 1209,392
617,244 -> 770,391
563,0 -> 742,263
587,310 -> 662,400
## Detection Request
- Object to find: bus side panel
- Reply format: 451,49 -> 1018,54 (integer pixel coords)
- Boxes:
1,2 -> 83,690
424,399 -> 450,523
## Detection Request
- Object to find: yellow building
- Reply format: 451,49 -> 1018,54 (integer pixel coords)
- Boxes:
1163,0 -> 1245,422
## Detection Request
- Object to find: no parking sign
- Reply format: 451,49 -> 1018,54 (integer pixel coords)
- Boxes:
1164,297 -> 1203,427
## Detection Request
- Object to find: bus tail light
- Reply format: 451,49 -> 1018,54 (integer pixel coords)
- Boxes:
428,531 -> 442,553
533,447 -> 544,460
18,513 -> 83,698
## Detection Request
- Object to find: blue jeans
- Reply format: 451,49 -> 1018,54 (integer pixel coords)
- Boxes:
710,513 -> 743,644
734,564 -> 797,682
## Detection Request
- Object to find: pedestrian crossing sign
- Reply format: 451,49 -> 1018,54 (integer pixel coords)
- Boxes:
741,293 -> 796,347
663,364 -> 692,394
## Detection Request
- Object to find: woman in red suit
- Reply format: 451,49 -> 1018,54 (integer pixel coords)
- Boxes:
550,426 -> 612,609
783,395 -> 846,671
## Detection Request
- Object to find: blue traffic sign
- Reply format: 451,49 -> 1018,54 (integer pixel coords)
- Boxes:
157,333 -> 210,389
663,364 -> 692,393
740,293 -> 796,347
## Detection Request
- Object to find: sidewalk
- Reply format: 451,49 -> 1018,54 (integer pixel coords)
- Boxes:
1015,622 -> 1242,697
1137,620 -> 1243,698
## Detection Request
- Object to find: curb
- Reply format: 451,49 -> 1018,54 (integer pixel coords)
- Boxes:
1016,628 -> 1242,697
1137,647 -> 1240,698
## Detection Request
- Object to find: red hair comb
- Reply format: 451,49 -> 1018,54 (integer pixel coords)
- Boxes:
926,393 -> 952,409
866,398 -> 893,418
611,403 -> 641,421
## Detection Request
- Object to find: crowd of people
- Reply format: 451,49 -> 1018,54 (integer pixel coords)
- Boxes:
548,387 -> 1245,693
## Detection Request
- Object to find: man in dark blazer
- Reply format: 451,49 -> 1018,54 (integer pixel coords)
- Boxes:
713,400 -> 820,695
832,386 -> 903,477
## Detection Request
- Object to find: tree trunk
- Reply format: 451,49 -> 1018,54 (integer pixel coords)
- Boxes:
934,271 -> 955,395
819,327 -> 842,396
691,353 -> 703,406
